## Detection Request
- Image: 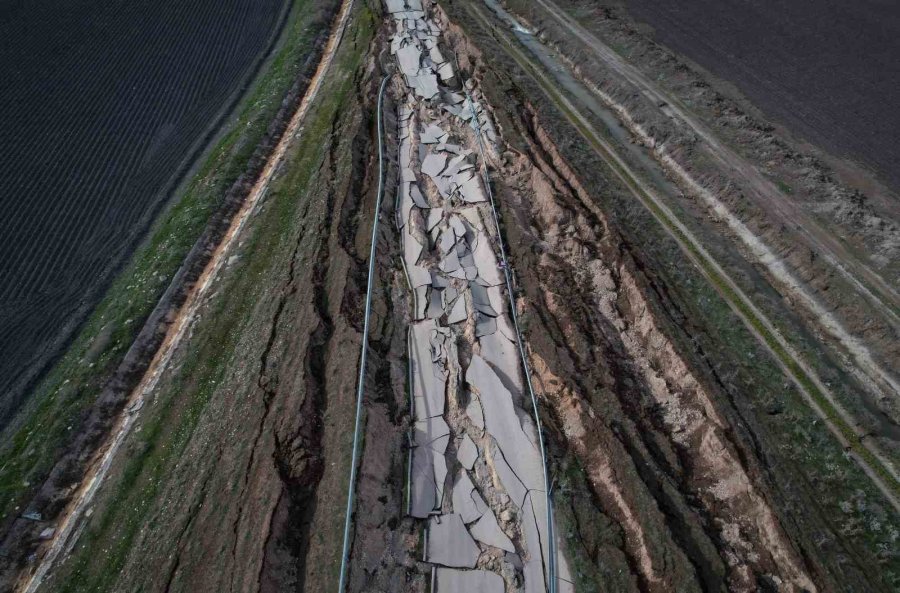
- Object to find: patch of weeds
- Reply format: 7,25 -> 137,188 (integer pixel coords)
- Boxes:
776,179 -> 794,194
553,455 -> 636,592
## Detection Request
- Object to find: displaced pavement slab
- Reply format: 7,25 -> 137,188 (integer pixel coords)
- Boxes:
452,470 -> 489,524
422,152 -> 448,177
447,295 -> 467,325
470,509 -> 515,553
426,514 -> 480,568
414,415 -> 450,448
464,394 -> 485,431
478,331 -> 522,393
434,567 -> 505,593
457,433 -> 478,470
421,123 -> 449,144
410,445 -> 439,518
388,4 -> 551,591
403,232 -> 433,287
472,234 -> 503,285
466,355 -> 544,496
410,321 -> 446,421
490,441 -> 528,509
522,491 -> 550,593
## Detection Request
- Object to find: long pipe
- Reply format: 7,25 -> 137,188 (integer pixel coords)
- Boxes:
337,73 -> 390,593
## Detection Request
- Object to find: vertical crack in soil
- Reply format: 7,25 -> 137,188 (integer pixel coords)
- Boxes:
161,462 -> 220,593
442,46 -> 819,586
227,106 -> 343,591
257,109 -> 346,592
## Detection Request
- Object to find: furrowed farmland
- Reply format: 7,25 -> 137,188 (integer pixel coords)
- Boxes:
0,0 -> 288,427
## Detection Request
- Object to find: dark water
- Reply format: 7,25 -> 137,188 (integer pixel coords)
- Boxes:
620,0 -> 900,192
0,0 -> 288,425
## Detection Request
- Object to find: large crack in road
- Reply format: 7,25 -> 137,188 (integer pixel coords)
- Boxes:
371,1 -> 571,590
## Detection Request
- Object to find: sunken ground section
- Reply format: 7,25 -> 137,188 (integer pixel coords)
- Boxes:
617,0 -> 900,190
0,0 -> 288,425
387,1 -> 566,588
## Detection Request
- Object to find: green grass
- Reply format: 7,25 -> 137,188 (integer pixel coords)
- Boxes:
0,0 -> 335,522
632,173 -> 897,496
553,457 -> 637,592
775,179 -> 794,194
50,7 -> 374,590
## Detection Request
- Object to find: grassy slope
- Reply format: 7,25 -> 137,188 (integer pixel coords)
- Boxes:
46,6 -> 374,590
0,0 -> 331,522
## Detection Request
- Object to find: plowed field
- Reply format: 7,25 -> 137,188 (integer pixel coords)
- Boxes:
619,0 -> 900,191
0,0 -> 288,425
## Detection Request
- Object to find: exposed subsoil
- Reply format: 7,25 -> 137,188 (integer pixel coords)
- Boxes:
437,14 -> 816,589
341,65 -> 429,593
355,1 -> 897,590
501,113 -> 817,592
436,1 -> 900,590
30,5 -> 417,590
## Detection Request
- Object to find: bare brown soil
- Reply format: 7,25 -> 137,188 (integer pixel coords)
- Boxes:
438,1 -> 900,590
32,7 -> 395,590
507,116 -> 815,591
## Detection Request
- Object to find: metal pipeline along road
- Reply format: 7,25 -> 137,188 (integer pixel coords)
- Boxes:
338,64 -> 559,593
462,85 -> 558,593
337,73 -> 389,593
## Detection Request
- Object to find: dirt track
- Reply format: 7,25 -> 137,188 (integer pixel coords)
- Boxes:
495,0 -> 900,436
440,0 -> 900,589
529,0 -> 900,329
455,0 -> 900,506
0,0 -> 289,426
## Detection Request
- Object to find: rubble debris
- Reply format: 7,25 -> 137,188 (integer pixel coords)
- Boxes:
389,2 -> 552,589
